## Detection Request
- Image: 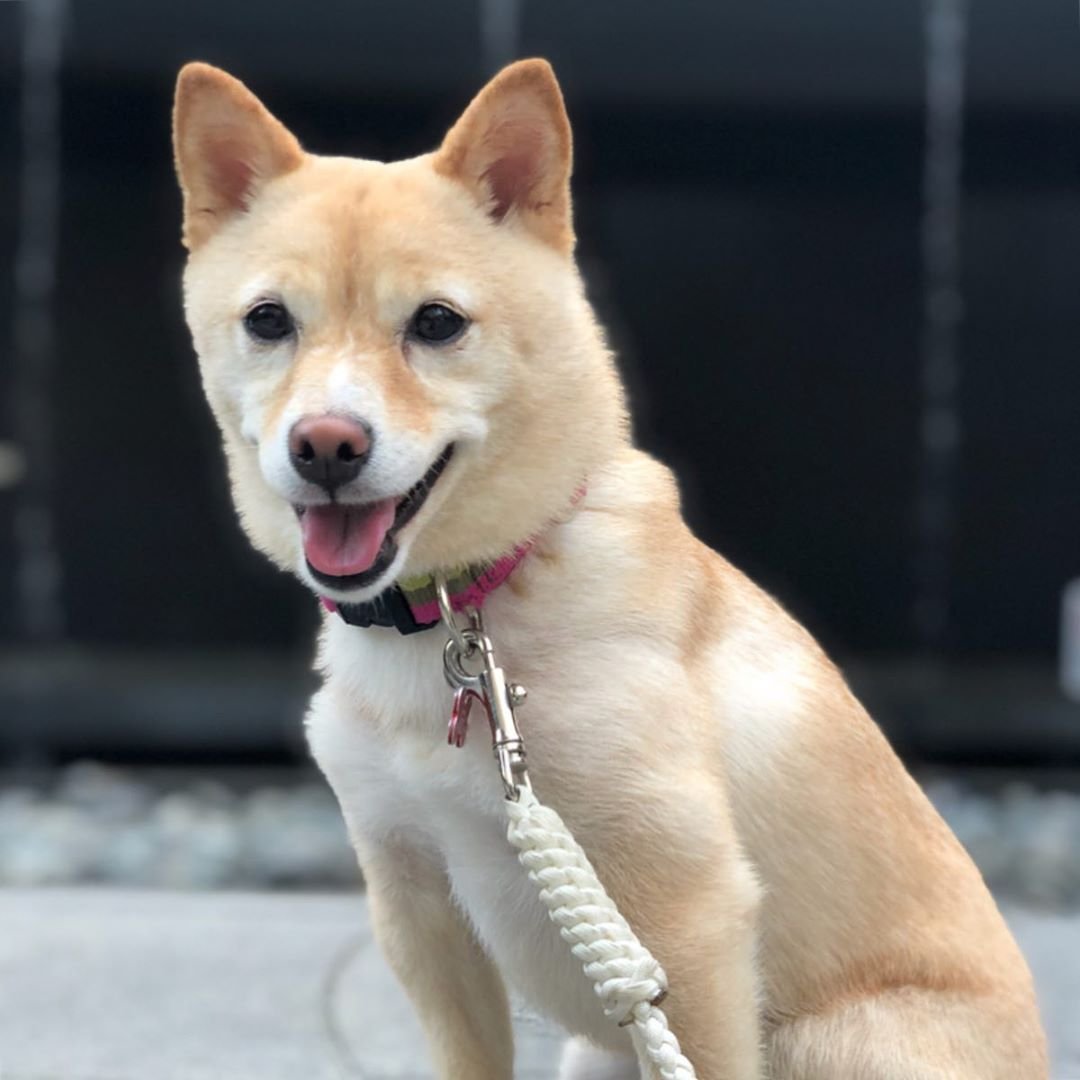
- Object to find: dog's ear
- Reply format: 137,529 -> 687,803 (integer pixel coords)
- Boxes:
434,59 -> 574,253
173,63 -> 304,251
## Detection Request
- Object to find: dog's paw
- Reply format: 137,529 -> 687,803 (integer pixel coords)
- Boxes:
557,1036 -> 639,1080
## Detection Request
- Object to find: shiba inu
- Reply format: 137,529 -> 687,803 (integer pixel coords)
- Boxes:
173,58 -> 1047,1079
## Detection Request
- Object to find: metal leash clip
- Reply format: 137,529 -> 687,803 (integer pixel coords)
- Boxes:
437,578 -> 531,801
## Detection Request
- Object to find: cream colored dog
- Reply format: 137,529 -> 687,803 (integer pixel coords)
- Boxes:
173,59 -> 1047,1079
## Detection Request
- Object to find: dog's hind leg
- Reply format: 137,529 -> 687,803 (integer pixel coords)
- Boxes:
766,987 -> 1048,1080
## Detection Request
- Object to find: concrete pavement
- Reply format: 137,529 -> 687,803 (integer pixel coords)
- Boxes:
0,888 -> 1075,1079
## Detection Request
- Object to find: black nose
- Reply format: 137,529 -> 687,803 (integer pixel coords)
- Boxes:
289,415 -> 372,493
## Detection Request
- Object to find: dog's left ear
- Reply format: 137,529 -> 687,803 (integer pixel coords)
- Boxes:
434,59 -> 574,253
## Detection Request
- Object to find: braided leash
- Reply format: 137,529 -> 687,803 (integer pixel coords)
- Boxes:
505,789 -> 695,1080
437,583 -> 697,1080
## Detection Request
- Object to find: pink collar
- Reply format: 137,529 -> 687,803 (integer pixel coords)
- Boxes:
323,484 -> 585,634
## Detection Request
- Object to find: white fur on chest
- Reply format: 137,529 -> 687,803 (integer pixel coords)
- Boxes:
306,618 -> 626,1050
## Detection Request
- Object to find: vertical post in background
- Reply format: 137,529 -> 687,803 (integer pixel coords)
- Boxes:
913,0 -> 969,653
479,0 -> 521,74
11,0 -> 66,644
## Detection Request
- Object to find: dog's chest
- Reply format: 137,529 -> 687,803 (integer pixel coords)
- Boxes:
310,625 -> 623,1048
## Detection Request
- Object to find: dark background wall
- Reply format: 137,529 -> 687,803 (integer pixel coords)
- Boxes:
2,1 -> 1080,760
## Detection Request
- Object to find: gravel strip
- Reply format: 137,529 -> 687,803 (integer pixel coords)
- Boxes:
1,762 -> 1078,906
0,762 -> 357,889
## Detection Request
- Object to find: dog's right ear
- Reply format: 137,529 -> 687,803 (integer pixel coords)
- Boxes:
173,63 -> 304,251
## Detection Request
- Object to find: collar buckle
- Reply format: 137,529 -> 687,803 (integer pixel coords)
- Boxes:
336,586 -> 439,635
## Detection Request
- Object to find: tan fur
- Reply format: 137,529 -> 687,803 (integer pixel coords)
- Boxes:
174,60 -> 1048,1080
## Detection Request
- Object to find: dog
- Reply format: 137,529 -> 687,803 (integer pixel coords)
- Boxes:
173,58 -> 1047,1079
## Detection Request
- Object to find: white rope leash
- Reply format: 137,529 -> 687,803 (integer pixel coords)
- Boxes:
504,787 -> 696,1079
437,582 -> 697,1079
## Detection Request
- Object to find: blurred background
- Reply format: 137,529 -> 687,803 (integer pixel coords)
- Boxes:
1,0 -> 1080,1026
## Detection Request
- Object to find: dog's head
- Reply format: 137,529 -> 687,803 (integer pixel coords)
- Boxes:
173,60 -> 625,603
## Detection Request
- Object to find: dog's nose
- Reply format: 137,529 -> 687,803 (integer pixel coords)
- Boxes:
289,414 -> 372,492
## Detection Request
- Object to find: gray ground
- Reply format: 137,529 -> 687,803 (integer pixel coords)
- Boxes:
0,888 -> 1075,1080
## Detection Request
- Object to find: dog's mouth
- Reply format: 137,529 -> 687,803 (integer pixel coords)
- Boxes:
296,445 -> 454,591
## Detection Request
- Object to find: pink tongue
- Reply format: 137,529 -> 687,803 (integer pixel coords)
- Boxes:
300,501 -> 397,577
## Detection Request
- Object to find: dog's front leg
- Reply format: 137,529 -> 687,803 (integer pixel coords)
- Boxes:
354,830 -> 514,1080
556,785 -> 763,1080
625,856 -> 763,1080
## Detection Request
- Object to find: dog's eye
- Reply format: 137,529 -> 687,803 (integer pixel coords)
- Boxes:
244,301 -> 295,343
409,303 -> 466,345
